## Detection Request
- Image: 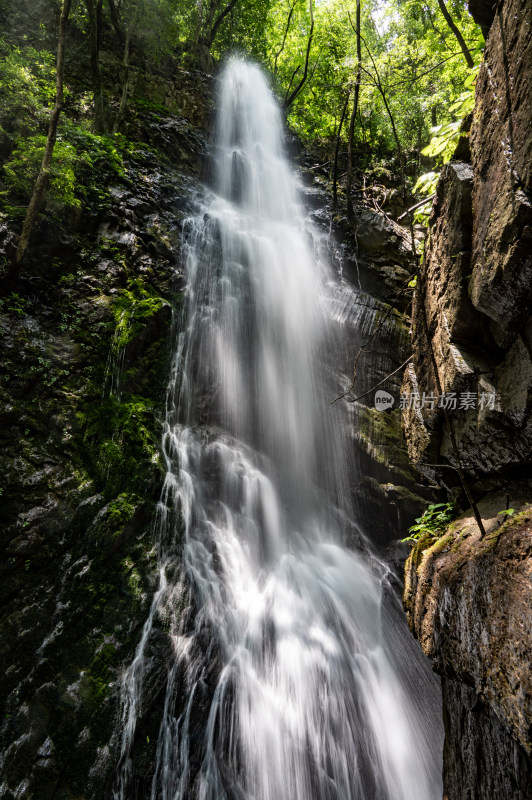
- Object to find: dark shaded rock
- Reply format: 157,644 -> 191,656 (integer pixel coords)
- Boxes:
402,158 -> 532,480
0,67 -> 210,800
442,677 -> 531,800
469,0 -> 532,344
402,0 -> 532,494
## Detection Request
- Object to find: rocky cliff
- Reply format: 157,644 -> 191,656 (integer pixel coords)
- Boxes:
0,62 -> 211,798
0,49 -> 426,799
402,0 -> 532,796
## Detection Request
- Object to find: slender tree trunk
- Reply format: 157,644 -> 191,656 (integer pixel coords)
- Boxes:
376,84 -> 407,204
273,1 -> 296,74
15,0 -> 72,268
193,0 -> 205,54
283,0 -> 314,111
333,92 -> 349,206
86,0 -> 106,132
206,0 -> 240,48
346,0 -> 361,219
107,0 -> 126,44
96,0 -> 103,49
113,22 -> 132,133
436,0 -> 474,67
352,22 -> 406,204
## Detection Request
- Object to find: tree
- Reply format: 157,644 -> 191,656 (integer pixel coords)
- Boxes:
436,0 -> 474,67
85,0 -> 106,132
282,0 -> 314,111
333,91 -> 349,205
346,0 -> 361,219
108,0 -> 140,133
14,0 -> 72,268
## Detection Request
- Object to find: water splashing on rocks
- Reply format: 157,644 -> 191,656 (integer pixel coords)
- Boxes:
113,58 -> 442,800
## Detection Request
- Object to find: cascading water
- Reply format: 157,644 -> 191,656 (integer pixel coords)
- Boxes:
113,59 -> 442,800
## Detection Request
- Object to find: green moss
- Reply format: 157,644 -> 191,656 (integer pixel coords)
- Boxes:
496,508 -> 531,534
111,278 -> 165,352
356,405 -> 412,480
78,394 -> 161,498
84,641 -> 119,709
130,96 -> 173,117
121,556 -> 144,603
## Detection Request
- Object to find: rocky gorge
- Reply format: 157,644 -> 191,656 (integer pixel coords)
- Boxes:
0,0 -> 530,797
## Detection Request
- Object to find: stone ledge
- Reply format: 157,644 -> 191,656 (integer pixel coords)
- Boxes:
404,487 -> 532,754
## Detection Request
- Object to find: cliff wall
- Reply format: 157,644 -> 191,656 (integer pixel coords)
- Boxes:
0,65 -> 211,799
402,0 -> 532,796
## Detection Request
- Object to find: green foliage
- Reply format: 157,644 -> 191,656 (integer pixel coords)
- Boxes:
413,170 -> 439,196
3,134 -> 79,208
112,279 -> 165,352
414,64 -> 479,203
0,39 -> 55,140
420,72 -> 477,162
402,502 -> 457,543
212,0 -> 274,62
497,508 -> 515,518
0,292 -> 29,315
264,0 -> 483,184
1,119 -> 127,213
80,393 -> 159,498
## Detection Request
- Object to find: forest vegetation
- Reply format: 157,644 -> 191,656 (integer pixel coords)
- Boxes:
1,1 -> 531,797
0,0 -> 482,263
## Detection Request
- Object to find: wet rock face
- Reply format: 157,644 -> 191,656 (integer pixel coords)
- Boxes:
0,73 -> 208,799
442,678 -> 531,800
402,2 -> 532,790
470,0 -> 532,344
402,0 -> 532,485
299,173 -> 437,544
404,492 -> 532,797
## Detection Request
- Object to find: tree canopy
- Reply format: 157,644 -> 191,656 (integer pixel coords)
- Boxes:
0,0 -> 483,260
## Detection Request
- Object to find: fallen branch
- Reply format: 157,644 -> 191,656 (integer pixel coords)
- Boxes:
344,355 -> 413,404
397,194 -> 435,221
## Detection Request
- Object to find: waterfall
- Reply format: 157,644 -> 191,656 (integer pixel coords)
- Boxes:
113,59 -> 442,800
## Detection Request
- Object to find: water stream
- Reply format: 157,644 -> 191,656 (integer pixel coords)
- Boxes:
113,59 -> 442,800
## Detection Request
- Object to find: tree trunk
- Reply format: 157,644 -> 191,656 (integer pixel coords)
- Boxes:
346,0 -> 361,219
113,22 -> 132,133
352,20 -> 406,204
436,0 -> 474,67
14,0 -> 72,268
86,0 -> 106,132
206,0 -> 240,49
107,0 -> 126,45
380,86 -> 406,203
273,1 -> 296,74
333,92 -> 349,206
282,0 -> 314,112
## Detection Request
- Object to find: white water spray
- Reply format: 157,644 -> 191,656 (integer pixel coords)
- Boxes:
114,59 -> 442,800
